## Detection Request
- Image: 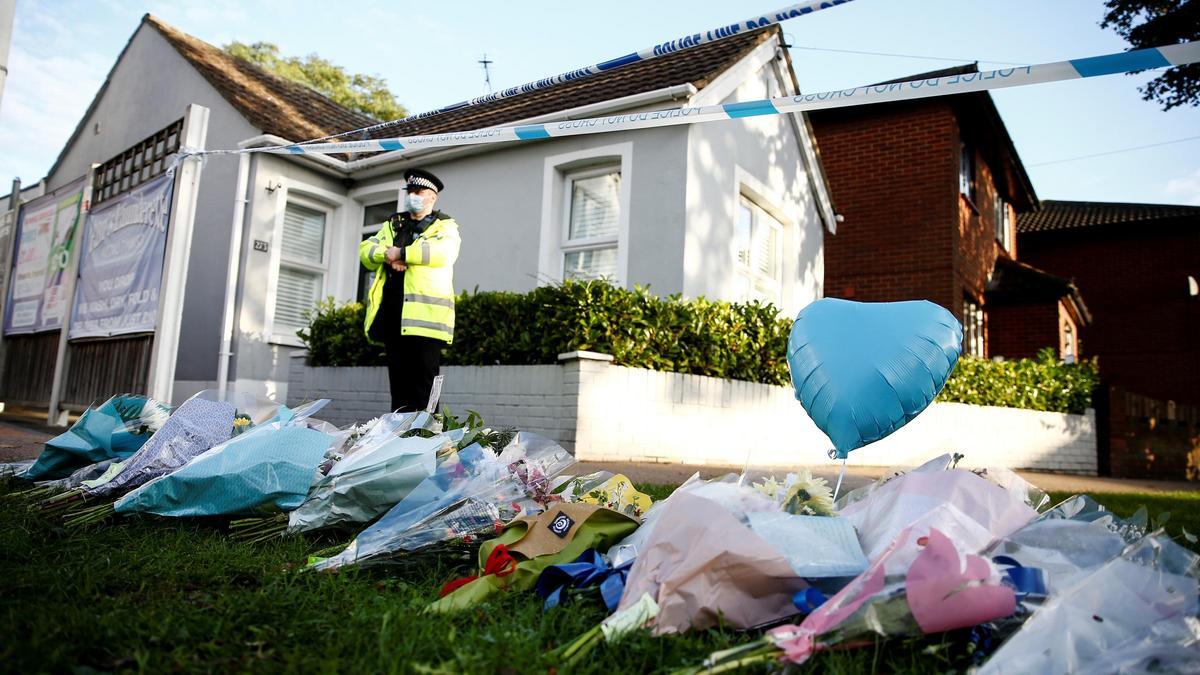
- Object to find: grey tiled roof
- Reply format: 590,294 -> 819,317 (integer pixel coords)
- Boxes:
150,14 -> 775,145
1018,200 -> 1200,233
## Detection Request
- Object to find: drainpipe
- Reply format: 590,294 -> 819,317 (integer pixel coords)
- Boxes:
217,152 -> 251,399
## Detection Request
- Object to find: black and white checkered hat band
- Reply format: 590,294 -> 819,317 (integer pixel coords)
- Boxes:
407,176 -> 438,192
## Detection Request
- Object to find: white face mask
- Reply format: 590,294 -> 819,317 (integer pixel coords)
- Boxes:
406,192 -> 427,214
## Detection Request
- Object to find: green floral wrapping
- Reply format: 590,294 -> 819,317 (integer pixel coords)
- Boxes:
427,506 -> 639,613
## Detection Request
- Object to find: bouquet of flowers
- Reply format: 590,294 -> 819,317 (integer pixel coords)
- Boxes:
112,410 -> 336,519
309,432 -> 574,572
47,391 -> 292,525
753,469 -> 835,516
284,420 -> 451,534
21,394 -> 171,482
684,525 -> 1018,671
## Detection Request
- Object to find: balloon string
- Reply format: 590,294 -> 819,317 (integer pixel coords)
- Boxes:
833,456 -> 847,502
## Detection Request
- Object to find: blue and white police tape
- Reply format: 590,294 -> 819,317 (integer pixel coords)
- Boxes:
292,0 -> 854,145
243,40 -> 1200,157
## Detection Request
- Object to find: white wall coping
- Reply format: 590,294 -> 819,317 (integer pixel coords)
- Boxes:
557,350 -> 615,362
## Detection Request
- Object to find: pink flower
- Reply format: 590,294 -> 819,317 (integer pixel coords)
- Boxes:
767,625 -> 816,664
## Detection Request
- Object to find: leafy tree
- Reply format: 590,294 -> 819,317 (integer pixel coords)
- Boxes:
224,41 -> 407,121
1100,0 -> 1200,110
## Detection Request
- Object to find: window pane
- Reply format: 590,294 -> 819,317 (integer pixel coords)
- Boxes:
750,202 -> 782,281
963,298 -> 984,357
736,201 -> 752,268
363,201 -> 397,232
564,246 -> 618,281
568,172 -> 620,240
959,145 -> 975,201
756,286 -> 778,306
358,202 -> 397,301
357,268 -> 375,304
993,195 -> 1004,244
282,203 -> 326,264
276,266 -> 322,330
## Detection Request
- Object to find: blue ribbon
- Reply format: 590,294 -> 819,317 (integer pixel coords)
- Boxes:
792,587 -> 828,614
993,555 -> 1048,599
534,549 -> 632,612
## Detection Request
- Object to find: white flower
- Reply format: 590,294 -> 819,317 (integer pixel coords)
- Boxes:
754,470 -> 834,516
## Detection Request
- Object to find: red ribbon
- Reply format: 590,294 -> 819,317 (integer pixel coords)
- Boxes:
438,544 -> 518,597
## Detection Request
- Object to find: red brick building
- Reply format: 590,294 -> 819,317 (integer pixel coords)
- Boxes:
1018,201 -> 1200,405
809,64 -> 1088,359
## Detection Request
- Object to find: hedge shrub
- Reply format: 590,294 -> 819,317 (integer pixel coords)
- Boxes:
299,280 -> 1099,413
301,279 -> 791,385
939,347 -> 1099,414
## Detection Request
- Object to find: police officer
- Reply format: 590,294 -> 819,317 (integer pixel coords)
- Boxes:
359,168 -> 461,413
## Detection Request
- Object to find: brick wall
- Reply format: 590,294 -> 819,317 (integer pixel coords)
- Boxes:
1100,386 -> 1199,480
1019,224 -> 1200,404
811,102 -> 959,310
988,301 -> 1061,359
287,353 -> 583,450
288,352 -> 1099,474
811,101 -> 1013,356
955,152 -> 1006,321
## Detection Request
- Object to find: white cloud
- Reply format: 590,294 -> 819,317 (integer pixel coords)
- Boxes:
1164,168 -> 1200,206
0,45 -> 110,183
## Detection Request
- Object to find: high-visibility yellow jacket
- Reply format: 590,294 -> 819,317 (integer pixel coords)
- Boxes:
359,212 -> 460,343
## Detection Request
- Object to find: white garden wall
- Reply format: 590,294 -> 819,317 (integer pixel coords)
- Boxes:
288,351 -> 1097,475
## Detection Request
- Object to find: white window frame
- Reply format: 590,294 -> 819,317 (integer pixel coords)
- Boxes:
963,296 -> 985,358
959,143 -> 976,204
538,142 -> 632,286
347,180 -> 405,303
733,167 -> 790,308
355,199 -> 399,302
349,180 -> 405,240
264,179 -> 347,347
993,193 -> 1011,251
734,195 -> 784,306
561,165 -> 622,282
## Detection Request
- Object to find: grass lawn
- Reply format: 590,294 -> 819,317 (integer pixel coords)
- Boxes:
1,482 -> 1196,674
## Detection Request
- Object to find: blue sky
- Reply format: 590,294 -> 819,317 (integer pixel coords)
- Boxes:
2,0 -> 1198,204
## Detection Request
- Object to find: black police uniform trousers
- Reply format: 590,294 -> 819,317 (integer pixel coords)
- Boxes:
384,333 -> 443,413
373,212 -> 444,413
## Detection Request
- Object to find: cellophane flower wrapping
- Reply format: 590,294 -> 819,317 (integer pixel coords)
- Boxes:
976,533 -> 1200,675
22,394 -> 171,481
113,409 -> 336,518
309,432 -> 574,571
286,412 -> 451,533
79,390 -> 289,500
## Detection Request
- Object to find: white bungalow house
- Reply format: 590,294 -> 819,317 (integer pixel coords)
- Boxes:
1,14 -> 835,412
232,23 -> 836,402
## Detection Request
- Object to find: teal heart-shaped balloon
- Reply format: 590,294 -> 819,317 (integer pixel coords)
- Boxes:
787,298 -> 963,458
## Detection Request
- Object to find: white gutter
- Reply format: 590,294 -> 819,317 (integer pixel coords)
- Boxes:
234,83 -> 699,182
343,83 -> 699,173
768,46 -> 838,233
216,151 -> 251,398
240,134 -> 351,174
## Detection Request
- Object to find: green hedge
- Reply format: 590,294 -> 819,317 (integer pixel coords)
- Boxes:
939,347 -> 1099,414
298,281 -> 1098,413
300,279 -> 791,385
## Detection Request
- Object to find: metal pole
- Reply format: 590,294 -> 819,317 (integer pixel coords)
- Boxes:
216,152 -> 250,398
46,168 -> 98,425
146,103 -> 209,404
